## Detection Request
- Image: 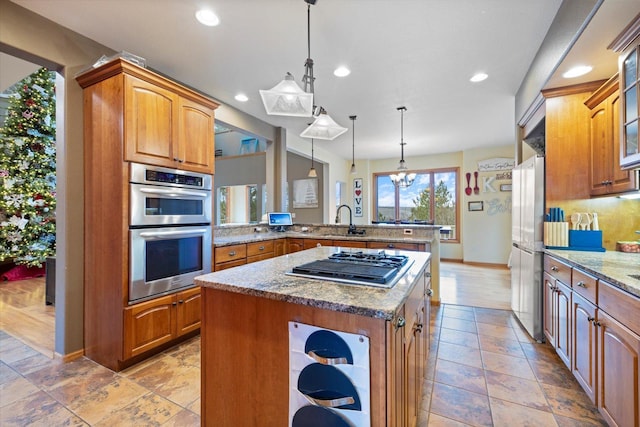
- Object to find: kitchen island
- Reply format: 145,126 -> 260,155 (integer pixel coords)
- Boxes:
195,246 -> 432,427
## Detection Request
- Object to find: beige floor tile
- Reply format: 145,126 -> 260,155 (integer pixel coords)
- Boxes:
553,413 -> 608,427
25,357 -> 100,389
162,409 -> 200,427
6,352 -> 57,376
438,327 -> 479,349
434,359 -> 487,395
0,361 -> 21,384
441,317 -> 477,334
67,377 -> 151,425
0,375 -> 41,407
541,383 -> 606,425
430,382 -> 492,426
187,397 -> 201,416
528,357 -> 581,388
474,311 -> 513,328
478,334 -> 525,358
94,393 -> 183,426
485,371 -> 550,411
476,322 -> 518,341
489,397 -> 558,427
0,390 -> 71,426
0,337 -> 40,364
481,351 -> 536,380
437,341 -> 483,368
442,307 -> 476,321
427,413 -> 473,426
46,364 -> 118,407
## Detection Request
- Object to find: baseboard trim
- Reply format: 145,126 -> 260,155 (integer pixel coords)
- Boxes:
55,348 -> 84,363
441,258 -> 508,269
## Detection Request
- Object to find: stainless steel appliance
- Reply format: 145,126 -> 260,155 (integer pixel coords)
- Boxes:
287,251 -> 413,288
129,163 -> 212,303
130,162 -> 212,226
511,155 -> 545,341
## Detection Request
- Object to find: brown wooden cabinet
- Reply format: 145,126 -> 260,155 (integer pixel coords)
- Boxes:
585,76 -> 637,196
76,58 -> 217,371
124,287 -> 201,359
368,241 -> 422,251
287,238 -> 304,253
544,253 -> 640,426
246,240 -> 275,264
543,255 -> 572,369
333,239 -> 368,249
611,20 -> 640,170
274,238 -> 286,256
572,291 -> 597,404
597,310 -> 640,427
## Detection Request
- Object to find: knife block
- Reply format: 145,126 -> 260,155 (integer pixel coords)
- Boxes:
544,222 -> 569,247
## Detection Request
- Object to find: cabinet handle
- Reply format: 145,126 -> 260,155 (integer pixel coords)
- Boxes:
551,266 -> 559,272
388,244 -> 395,248
259,245 -> 265,251
178,300 -> 184,304
307,350 -> 348,366
587,316 -> 594,322
172,302 -> 177,306
395,316 -> 406,329
229,251 -> 236,256
426,289 -> 433,296
594,320 -> 602,327
303,395 -> 355,408
576,281 -> 586,288
414,323 -> 423,334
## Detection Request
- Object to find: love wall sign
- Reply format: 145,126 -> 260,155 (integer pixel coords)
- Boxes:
353,178 -> 363,217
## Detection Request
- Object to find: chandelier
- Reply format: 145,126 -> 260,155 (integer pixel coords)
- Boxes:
259,0 -> 346,140
389,106 -> 416,188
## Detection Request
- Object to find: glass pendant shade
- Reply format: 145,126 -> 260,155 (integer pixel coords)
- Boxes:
259,73 -> 314,117
300,110 -> 348,140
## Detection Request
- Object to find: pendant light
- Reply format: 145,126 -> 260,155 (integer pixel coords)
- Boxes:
349,115 -> 357,174
389,106 -> 416,188
259,1 -> 318,117
308,130 -> 317,177
301,107 -> 348,140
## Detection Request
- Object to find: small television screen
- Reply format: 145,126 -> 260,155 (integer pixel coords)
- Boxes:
267,212 -> 293,227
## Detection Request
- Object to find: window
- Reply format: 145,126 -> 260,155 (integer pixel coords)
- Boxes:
374,168 -> 459,240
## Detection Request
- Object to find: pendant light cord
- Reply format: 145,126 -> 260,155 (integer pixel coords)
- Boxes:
399,106 -> 406,162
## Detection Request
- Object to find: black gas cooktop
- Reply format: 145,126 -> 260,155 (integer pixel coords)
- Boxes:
289,251 -> 412,287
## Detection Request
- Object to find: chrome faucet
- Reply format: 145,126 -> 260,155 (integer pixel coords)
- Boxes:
335,204 -> 364,235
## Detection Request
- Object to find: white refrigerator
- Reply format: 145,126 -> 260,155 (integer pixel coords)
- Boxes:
511,156 -> 545,342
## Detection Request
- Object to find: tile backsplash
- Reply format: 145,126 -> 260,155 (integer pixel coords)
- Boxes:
556,197 -> 640,251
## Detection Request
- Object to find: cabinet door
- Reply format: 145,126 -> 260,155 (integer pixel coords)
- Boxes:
543,272 -> 556,345
589,104 -> 612,195
405,317 -> 420,427
287,238 -> 304,253
332,239 -> 367,249
274,239 -> 286,257
620,40 -> 640,169
176,287 -> 201,336
609,94 -> 637,193
556,281 -> 572,369
124,75 -> 177,168
572,292 -> 597,403
124,295 -> 175,358
368,242 -> 419,251
597,310 -> 640,427
177,97 -> 215,174
390,311 -> 406,427
303,239 -> 332,249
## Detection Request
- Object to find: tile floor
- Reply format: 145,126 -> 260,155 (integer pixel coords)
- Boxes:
0,304 -> 606,426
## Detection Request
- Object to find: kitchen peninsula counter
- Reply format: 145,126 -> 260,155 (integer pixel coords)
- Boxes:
545,249 -> 640,298
196,247 -> 432,426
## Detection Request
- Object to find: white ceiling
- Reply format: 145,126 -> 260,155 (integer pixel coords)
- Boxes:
7,0 -> 640,161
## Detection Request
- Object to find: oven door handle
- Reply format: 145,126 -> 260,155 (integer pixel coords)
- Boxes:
138,187 -> 209,198
138,228 -> 209,239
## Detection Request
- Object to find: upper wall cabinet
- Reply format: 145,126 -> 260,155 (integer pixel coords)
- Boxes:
610,14 -> 640,170
584,75 -> 637,196
77,58 -> 219,174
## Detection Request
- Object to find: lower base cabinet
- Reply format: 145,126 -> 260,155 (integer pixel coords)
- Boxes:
597,310 -> 640,427
572,292 -> 597,403
123,287 -> 201,359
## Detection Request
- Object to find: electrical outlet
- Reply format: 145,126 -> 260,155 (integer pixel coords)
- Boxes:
404,229 -> 413,235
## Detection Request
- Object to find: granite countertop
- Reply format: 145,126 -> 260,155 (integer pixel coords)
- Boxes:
195,246 -> 431,320
545,249 -> 640,298
213,230 -> 434,247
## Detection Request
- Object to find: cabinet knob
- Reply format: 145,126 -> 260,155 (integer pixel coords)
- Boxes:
388,244 -> 395,248
172,302 -> 177,306
395,316 -> 406,329
178,299 -> 184,304
551,266 -> 559,272
259,245 -> 265,251
576,281 -> 586,288
229,251 -> 236,256
426,289 -> 433,296
595,320 -> 602,327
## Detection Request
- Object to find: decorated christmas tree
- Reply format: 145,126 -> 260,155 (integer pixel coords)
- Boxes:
0,67 -> 56,267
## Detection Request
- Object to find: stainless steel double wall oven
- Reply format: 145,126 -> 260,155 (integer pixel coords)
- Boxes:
128,163 -> 212,303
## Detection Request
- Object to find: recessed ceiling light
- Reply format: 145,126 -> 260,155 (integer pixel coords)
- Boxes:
334,66 -> 351,77
195,9 -> 220,26
562,65 -> 593,78
470,73 -> 488,83
235,93 -> 248,102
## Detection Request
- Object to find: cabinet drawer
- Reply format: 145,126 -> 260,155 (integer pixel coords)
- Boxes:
599,280 -> 640,336
215,244 -> 246,263
246,253 -> 274,264
544,255 -> 572,285
303,239 -> 332,249
247,240 -> 274,257
572,269 -> 598,304
368,241 -> 419,251
214,259 -> 246,271
332,239 -> 367,249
